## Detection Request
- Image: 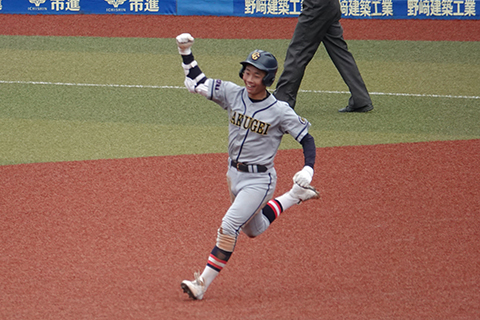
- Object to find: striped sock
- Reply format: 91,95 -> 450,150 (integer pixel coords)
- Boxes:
261,199 -> 284,224
207,246 -> 231,272
201,246 -> 232,288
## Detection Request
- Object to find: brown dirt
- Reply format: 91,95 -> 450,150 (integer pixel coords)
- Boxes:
0,14 -> 479,41
1,140 -> 479,319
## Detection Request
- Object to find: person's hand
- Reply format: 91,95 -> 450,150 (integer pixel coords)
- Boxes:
293,166 -> 314,187
176,33 -> 194,55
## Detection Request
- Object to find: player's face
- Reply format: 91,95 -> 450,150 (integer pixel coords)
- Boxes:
243,65 -> 267,100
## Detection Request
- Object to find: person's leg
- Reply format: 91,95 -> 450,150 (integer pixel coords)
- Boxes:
242,183 -> 320,238
241,198 -> 281,237
274,0 -> 339,108
274,24 -> 320,108
323,21 -> 373,112
182,168 -> 276,299
181,173 -> 320,300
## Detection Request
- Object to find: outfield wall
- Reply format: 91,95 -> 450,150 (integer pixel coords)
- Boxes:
0,0 -> 478,19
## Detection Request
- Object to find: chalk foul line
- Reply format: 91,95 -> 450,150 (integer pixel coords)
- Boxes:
299,89 -> 480,100
1,80 -> 479,100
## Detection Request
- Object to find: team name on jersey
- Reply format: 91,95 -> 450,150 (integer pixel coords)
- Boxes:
230,111 -> 271,135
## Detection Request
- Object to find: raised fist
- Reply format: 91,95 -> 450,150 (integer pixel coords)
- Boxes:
176,33 -> 194,55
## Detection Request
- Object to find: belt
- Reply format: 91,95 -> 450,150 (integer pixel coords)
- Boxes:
231,160 -> 268,173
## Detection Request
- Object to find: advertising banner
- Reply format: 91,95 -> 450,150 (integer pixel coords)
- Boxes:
0,0 -> 176,15
0,0 -> 478,19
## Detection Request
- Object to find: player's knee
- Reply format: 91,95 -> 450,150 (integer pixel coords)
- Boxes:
241,226 -> 259,238
216,227 -> 237,252
241,212 -> 270,238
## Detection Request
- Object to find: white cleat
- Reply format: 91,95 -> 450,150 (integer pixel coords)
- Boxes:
181,272 -> 206,300
289,183 -> 320,203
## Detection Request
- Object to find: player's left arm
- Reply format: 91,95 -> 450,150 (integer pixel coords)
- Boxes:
176,33 -> 212,98
294,133 -> 316,187
280,105 -> 316,187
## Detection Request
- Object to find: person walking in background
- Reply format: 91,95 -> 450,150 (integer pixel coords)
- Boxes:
274,0 -> 374,113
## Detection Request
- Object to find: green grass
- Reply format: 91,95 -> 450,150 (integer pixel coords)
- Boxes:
1,35 -> 479,165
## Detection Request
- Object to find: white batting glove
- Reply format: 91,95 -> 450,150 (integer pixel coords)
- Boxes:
176,33 -> 194,55
293,166 -> 314,187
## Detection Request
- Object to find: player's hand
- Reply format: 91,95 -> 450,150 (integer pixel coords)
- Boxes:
293,166 -> 314,187
176,33 -> 194,55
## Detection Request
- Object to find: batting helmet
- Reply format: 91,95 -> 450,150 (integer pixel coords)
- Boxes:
239,49 -> 278,87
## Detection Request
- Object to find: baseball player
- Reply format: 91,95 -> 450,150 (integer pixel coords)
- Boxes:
176,33 -> 320,300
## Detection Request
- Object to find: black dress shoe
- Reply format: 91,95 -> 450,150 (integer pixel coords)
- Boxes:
338,105 -> 374,113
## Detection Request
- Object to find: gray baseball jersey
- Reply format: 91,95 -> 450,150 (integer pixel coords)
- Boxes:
204,78 -> 311,168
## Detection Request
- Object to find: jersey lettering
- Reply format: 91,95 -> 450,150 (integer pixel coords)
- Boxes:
230,111 -> 271,135
236,113 -> 244,127
214,79 -> 222,91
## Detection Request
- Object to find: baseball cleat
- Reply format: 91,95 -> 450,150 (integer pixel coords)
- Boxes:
289,183 -> 320,203
181,272 -> 206,300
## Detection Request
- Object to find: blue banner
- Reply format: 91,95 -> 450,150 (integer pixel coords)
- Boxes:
0,0 -> 176,15
0,0 -> 478,19
232,0 -> 479,19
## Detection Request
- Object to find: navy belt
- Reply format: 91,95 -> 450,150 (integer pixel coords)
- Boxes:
231,160 -> 268,173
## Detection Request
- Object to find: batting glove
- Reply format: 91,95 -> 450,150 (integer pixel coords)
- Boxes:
176,33 -> 194,55
293,166 -> 314,187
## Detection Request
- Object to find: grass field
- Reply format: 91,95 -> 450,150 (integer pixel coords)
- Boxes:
1,35 -> 479,165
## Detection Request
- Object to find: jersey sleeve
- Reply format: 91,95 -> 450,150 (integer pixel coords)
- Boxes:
206,79 -> 244,111
280,104 -> 311,142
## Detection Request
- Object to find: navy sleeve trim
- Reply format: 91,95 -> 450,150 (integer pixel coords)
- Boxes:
300,133 -> 316,169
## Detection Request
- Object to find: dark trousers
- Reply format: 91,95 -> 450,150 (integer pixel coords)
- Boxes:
274,0 -> 372,109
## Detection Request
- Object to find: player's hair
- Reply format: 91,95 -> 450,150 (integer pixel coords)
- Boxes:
239,49 -> 278,87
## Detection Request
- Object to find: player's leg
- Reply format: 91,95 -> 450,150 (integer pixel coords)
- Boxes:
204,170 -> 275,274
182,168 -> 276,300
323,21 -> 373,112
243,182 -> 320,238
181,180 -> 320,300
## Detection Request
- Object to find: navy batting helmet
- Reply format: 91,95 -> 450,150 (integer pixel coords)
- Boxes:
239,49 -> 278,87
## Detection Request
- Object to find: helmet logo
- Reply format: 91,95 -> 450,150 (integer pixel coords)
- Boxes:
251,52 -> 261,60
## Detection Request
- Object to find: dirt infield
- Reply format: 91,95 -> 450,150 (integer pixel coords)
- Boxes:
1,14 -> 479,319
1,140 -> 479,319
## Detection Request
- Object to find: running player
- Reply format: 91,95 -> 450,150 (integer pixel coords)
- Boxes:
176,33 -> 320,300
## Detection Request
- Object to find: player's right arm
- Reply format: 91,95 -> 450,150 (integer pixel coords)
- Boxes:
176,33 -> 212,99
